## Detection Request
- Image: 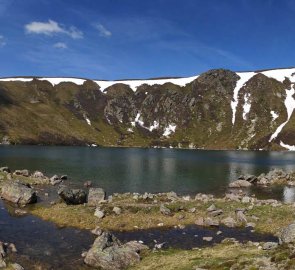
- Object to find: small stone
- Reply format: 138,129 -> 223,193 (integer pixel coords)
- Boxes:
203,236 -> 213,242
160,204 -> 171,216
262,242 -> 278,250
241,196 -> 251,203
88,188 -> 106,206
188,207 -> 196,213
8,243 -> 17,253
94,208 -> 105,219
11,264 -> 24,270
221,217 -> 237,228
229,180 -> 252,188
209,209 -> 223,217
216,231 -> 222,235
207,204 -> 217,212
14,169 -> 29,177
113,206 -> 122,215
195,217 -> 204,226
91,226 -> 103,236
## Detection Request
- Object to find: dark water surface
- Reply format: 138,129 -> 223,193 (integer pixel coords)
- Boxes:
1,146 -> 295,199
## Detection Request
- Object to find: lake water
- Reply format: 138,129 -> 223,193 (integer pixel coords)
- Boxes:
1,146 -> 295,200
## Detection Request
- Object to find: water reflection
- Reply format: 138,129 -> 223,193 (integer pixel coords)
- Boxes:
1,146 -> 295,197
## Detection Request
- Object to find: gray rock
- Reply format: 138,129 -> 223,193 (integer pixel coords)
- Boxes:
262,242 -> 278,250
32,171 -> 45,178
1,182 -> 37,205
221,217 -> 237,228
167,191 -> 178,201
84,232 -> 148,270
88,188 -> 106,206
279,223 -> 295,244
91,227 -> 103,236
202,236 -> 213,242
209,209 -> 223,217
188,207 -> 196,213
206,204 -> 216,212
13,169 -> 29,177
50,175 -> 62,185
94,209 -> 105,219
113,206 -> 122,215
204,217 -> 219,227
57,186 -> 87,205
236,210 -> 247,223
0,167 -> 10,173
160,204 -> 171,216
229,180 -> 252,188
11,263 -> 24,270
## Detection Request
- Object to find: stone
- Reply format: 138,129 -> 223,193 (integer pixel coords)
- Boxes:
204,217 -> 219,227
209,209 -> 223,217
8,243 -> 17,253
113,206 -> 122,215
188,207 -> 196,213
262,242 -> 278,250
88,188 -> 106,206
50,175 -> 62,185
236,210 -> 247,223
195,217 -> 204,226
167,191 -> 178,201
84,232 -> 148,270
160,204 -> 171,216
279,223 -> 295,244
206,204 -> 217,212
91,227 -> 103,236
241,196 -> 251,203
94,208 -> 105,219
221,217 -> 237,228
202,236 -> 213,242
229,180 -> 252,188
224,193 -> 241,202
11,263 -> 24,270
57,186 -> 87,205
32,171 -> 45,178
13,169 -> 29,177
0,167 -> 10,173
1,182 -> 37,205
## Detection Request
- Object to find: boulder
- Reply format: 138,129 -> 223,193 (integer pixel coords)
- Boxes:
94,208 -> 105,219
57,186 -> 87,205
13,169 -> 29,177
1,182 -> 37,205
32,171 -> 46,178
238,174 -> 258,184
221,217 -> 237,228
88,188 -> 106,206
84,232 -> 148,270
50,175 -> 62,186
229,180 -> 252,188
279,223 -> 295,244
160,204 -> 171,216
113,207 -> 122,215
0,167 -> 10,173
262,242 -> 278,250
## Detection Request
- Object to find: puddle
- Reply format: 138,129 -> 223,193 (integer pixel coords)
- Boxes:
114,225 -> 278,250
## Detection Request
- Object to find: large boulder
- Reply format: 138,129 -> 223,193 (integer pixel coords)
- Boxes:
84,232 -> 148,270
1,182 -> 37,205
88,188 -> 106,206
57,186 -> 87,205
279,223 -> 295,244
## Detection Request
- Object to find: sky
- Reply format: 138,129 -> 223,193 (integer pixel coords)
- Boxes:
0,0 -> 295,80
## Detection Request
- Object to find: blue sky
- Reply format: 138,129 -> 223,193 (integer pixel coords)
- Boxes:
0,0 -> 295,79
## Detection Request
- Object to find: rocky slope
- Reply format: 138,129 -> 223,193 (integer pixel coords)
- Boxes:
0,67 -> 295,150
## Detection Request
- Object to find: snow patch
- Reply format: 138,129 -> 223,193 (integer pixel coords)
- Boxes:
0,77 -> 33,82
280,141 -> 295,151
261,68 -> 295,83
242,93 -> 251,120
163,124 -> 176,137
231,72 -> 255,125
0,77 -> 86,86
94,75 -> 198,92
149,121 -> 159,132
271,111 -> 279,121
269,86 -> 295,142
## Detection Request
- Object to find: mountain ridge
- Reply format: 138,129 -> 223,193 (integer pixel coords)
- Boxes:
0,67 -> 295,150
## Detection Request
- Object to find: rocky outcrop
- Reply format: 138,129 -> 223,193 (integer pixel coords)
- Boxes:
57,186 -> 87,205
0,182 -> 37,205
88,188 -> 106,206
84,232 -> 148,270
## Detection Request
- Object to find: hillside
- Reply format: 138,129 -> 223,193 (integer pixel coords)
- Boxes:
0,67 -> 295,150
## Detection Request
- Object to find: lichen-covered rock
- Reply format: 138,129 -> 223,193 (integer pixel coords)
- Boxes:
88,188 -> 106,206
57,186 -> 87,205
279,223 -> 295,244
1,182 -> 37,205
84,232 -> 148,270
229,180 -> 252,188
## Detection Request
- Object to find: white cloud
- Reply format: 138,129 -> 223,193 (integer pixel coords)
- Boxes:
53,42 -> 67,49
25,20 -> 83,39
0,35 -> 6,47
94,23 -> 112,37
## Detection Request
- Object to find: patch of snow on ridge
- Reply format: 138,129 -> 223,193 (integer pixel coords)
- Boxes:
243,93 -> 251,120
280,141 -> 295,151
231,72 -> 255,125
149,121 -> 159,132
163,124 -> 176,137
261,68 -> 295,83
94,75 -> 198,92
0,77 -> 86,86
271,111 -> 279,121
269,87 -> 295,142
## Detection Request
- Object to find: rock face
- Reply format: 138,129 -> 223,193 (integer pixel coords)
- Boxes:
1,68 -> 295,150
88,188 -> 106,206
84,232 -> 148,270
1,182 -> 37,205
57,186 -> 87,205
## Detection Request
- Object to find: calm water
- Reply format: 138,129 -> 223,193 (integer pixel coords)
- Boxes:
1,146 -> 295,199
